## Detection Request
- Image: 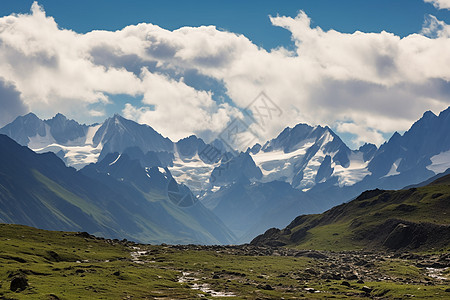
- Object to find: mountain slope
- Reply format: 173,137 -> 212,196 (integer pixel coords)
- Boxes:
251,174 -> 450,251
0,134 -> 235,244
202,180 -> 320,243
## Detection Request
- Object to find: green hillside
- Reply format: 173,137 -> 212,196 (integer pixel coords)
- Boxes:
1,224 -> 449,299
252,174 -> 450,252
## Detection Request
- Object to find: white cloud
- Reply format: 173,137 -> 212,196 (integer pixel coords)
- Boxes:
424,0 -> 450,10
122,69 -> 240,140
0,2 -> 450,148
335,122 -> 385,147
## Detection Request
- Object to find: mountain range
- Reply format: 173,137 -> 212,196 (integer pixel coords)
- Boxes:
0,134 -> 234,244
1,107 -> 449,243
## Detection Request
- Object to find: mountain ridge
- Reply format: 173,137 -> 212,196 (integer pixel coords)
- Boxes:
0,133 -> 235,244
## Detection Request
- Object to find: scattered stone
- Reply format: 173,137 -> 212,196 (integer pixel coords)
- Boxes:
361,286 -> 373,293
10,275 -> 28,291
341,281 -> 351,287
212,274 -> 220,279
46,250 -> 61,262
304,287 -> 316,293
357,279 -> 365,284
261,284 -> 274,290
113,271 -> 120,276
346,274 -> 358,280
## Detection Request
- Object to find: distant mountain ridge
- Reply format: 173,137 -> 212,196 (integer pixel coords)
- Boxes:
2,107 -> 450,242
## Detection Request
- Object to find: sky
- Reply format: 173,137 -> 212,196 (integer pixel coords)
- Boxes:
0,0 -> 449,149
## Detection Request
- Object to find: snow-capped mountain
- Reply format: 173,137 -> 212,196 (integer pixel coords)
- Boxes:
94,114 -> 174,161
2,108 -> 449,195
249,124 -> 376,191
0,113 -> 102,169
364,108 -> 450,189
0,113 -> 226,194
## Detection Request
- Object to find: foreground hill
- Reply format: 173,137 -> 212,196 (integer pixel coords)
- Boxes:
251,174 -> 450,252
0,134 -> 234,244
0,223 -> 449,299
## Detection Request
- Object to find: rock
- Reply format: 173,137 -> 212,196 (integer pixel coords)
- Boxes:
357,279 -> 365,284
261,284 -> 274,290
346,274 -> 358,280
49,294 -> 61,300
362,286 -> 373,293
383,223 -> 411,249
341,281 -> 351,287
76,232 -> 95,239
304,287 -> 315,293
304,268 -> 319,275
212,274 -> 220,279
113,271 -> 120,276
10,275 -> 28,291
46,250 -> 61,262
445,288 -> 450,292
306,251 -> 328,259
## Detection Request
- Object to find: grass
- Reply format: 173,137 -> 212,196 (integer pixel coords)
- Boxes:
1,223 -> 449,299
267,181 -> 450,252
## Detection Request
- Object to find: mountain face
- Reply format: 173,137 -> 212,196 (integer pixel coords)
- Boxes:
364,109 -> 450,189
201,180 -> 319,244
248,124 -> 373,191
251,173 -> 450,252
0,134 -> 235,244
93,114 -> 174,161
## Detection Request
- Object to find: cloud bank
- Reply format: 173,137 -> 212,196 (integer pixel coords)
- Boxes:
425,0 -> 450,10
0,2 -> 449,147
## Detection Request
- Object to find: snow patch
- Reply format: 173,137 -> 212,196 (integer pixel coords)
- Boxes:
109,154 -> 121,166
28,124 -> 56,149
251,141 -> 314,184
169,152 -> 217,195
382,158 -> 402,178
27,124 -> 103,170
333,152 -> 371,187
427,150 -> 450,174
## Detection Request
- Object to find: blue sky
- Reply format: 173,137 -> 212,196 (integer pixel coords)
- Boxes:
0,1 -> 449,148
2,0 -> 449,50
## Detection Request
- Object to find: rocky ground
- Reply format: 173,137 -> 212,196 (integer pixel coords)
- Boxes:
1,225 -> 449,299
166,244 -> 450,285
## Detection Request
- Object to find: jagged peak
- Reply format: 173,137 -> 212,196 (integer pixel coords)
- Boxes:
53,112 -> 67,120
388,131 -> 402,143
358,142 -> 377,152
22,112 -> 39,120
176,134 -> 201,143
422,110 -> 437,119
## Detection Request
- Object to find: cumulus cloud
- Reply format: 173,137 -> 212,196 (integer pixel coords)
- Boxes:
0,78 -> 29,127
122,69 -> 240,140
424,0 -> 450,10
0,2 -> 450,148
335,122 -> 385,147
